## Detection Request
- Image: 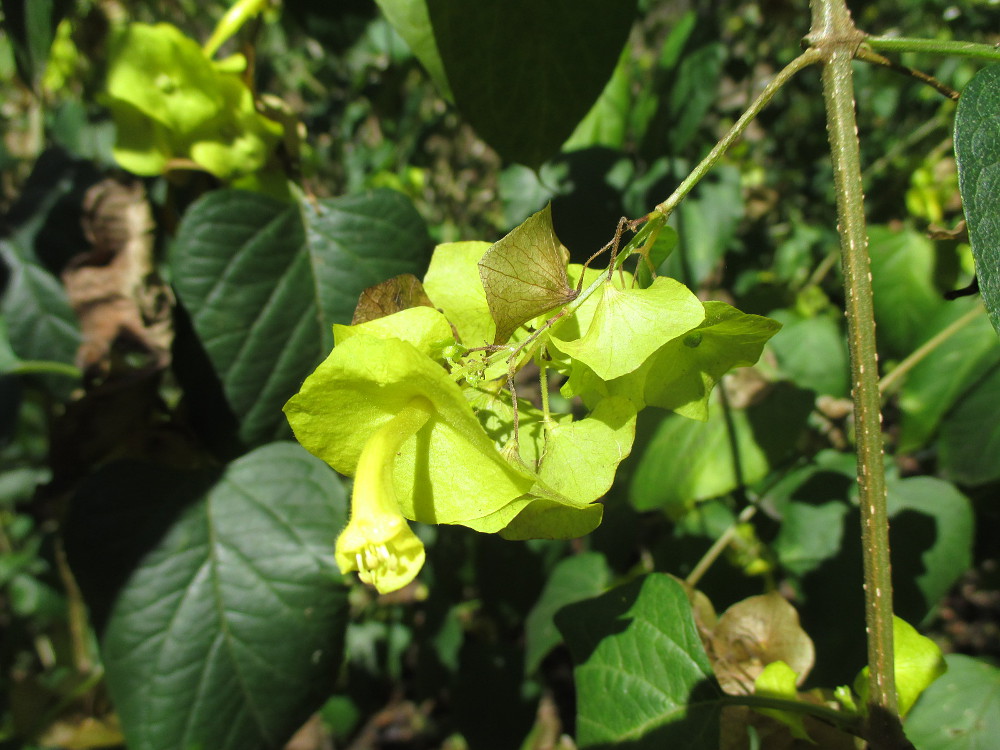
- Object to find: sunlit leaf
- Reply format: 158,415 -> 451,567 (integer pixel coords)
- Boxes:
556,573 -> 721,748
552,276 -> 704,380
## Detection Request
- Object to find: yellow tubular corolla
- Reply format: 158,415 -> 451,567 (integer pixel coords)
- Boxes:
334,397 -> 434,593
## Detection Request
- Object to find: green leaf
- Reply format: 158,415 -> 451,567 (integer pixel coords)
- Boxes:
552,277 -> 705,381
562,47 -> 632,151
64,443 -> 350,750
886,476 -> 974,625
768,310 -> 849,398
425,0 -> 637,167
538,397 -> 636,505
0,0 -> 72,86
570,301 -> 779,419
868,225 -> 943,358
556,573 -> 721,748
0,238 -> 80,369
630,403 -> 771,514
955,63 -> 1000,335
905,655 -> 1000,750
171,188 -> 431,446
855,617 -> 947,718
754,661 -> 810,740
659,165 -> 744,287
897,300 -> 997,452
937,361 -> 1000,485
479,205 -> 576,345
373,0 -> 452,99
524,552 -> 611,675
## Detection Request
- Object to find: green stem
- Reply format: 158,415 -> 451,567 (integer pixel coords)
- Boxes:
864,36 -> 1000,62
809,2 -> 907,748
6,360 -> 83,379
651,48 -> 822,218
720,694 -> 862,735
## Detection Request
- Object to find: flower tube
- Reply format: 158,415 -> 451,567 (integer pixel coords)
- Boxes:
335,397 -> 433,593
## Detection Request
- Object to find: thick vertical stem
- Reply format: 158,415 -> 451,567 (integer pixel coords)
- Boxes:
808,1 -> 907,747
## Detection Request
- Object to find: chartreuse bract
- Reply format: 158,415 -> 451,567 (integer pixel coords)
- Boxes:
284,206 -> 781,593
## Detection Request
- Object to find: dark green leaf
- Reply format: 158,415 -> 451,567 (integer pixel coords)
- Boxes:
868,225 -> 943,358
630,402 -> 770,515
524,552 -> 611,675
0,238 -> 80,367
955,63 -> 1000,335
556,573 -> 720,748
905,655 -> 1000,750
659,166 -> 744,287
768,311 -> 849,398
897,300 -> 998,452
65,443 -> 349,750
937,361 -> 1000,485
886,476 -> 973,625
373,0 -> 452,99
425,0 -> 637,167
171,188 -> 431,446
0,0 -> 72,86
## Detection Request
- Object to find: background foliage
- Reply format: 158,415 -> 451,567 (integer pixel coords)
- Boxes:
1,0 -> 998,748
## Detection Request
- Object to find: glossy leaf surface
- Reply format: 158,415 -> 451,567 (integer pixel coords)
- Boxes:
65,443 -> 349,750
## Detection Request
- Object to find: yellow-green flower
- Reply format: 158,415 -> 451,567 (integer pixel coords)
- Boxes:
334,397 -> 432,593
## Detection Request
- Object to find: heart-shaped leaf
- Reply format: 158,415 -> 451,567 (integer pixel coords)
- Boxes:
171,188 -> 431,446
556,573 -> 721,748
64,443 -> 350,750
424,0 -> 638,167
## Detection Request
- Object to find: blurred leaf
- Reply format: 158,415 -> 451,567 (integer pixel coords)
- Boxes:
65,443 -> 349,750
0,238 -> 80,368
887,476 -> 974,625
905,654 -> 1000,750
897,300 -> 997,452
630,400 -> 770,515
171,188 -> 431,446
373,0 -> 452,99
768,311 -> 849,397
479,204 -> 576,345
868,225 -> 942,358
0,0 -> 72,86
955,63 -> 1000,335
660,166 -> 744,287
937,361 -> 1000,485
556,573 -> 721,748
753,661 -> 810,740
425,0 -> 637,167
524,552 -> 611,675
773,495 -> 850,578
563,47 -> 632,151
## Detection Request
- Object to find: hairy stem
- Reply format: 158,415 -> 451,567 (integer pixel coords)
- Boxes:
864,36 -> 1000,61
808,2 -> 908,747
650,48 -> 822,218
